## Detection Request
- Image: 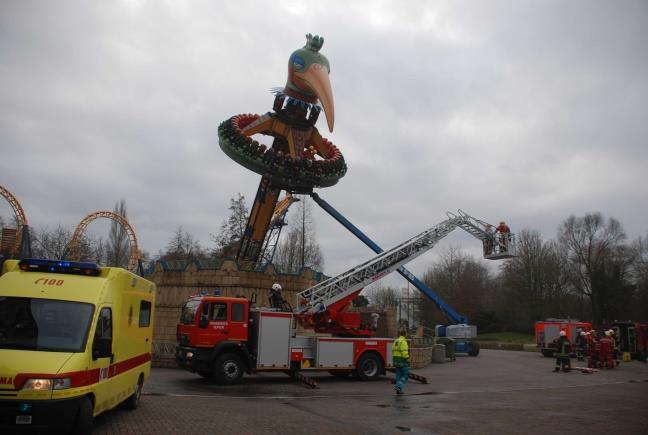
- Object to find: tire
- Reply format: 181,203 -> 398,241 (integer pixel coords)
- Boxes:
213,353 -> 244,385
124,375 -> 143,410
468,341 -> 480,357
355,353 -> 382,381
71,397 -> 93,435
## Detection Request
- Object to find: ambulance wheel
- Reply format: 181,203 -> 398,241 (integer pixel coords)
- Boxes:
213,353 -> 244,385
125,375 -> 144,410
355,353 -> 382,381
72,397 -> 93,435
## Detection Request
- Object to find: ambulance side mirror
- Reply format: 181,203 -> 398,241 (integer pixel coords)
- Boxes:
92,337 -> 113,360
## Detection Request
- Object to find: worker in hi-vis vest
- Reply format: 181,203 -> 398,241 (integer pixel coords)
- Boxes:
392,327 -> 410,394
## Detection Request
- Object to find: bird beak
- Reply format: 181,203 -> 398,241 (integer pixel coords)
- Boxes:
295,63 -> 335,132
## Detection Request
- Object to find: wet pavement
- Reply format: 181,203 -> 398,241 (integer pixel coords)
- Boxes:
91,349 -> 648,434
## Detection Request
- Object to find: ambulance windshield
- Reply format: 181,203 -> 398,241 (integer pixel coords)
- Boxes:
0,297 -> 94,352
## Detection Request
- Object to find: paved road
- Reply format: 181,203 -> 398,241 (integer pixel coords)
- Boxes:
93,350 -> 648,434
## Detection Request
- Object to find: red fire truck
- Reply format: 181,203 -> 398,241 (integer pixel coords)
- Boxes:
176,211 -> 514,384
610,321 -> 648,361
535,319 -> 592,357
176,296 -> 393,384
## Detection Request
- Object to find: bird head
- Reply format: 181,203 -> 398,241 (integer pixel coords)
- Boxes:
284,34 -> 335,132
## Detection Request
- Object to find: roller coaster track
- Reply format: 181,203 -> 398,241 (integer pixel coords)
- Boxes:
67,211 -> 140,272
0,185 -> 29,256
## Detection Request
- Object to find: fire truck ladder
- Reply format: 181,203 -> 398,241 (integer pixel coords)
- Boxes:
296,210 -> 514,315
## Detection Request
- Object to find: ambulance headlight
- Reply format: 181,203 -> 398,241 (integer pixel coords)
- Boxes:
22,379 -> 52,391
22,378 -> 72,391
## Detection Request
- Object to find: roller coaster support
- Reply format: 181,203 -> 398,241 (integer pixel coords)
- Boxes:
18,224 -> 32,259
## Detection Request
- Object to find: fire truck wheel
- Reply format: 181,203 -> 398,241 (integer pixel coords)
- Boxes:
213,353 -> 244,385
71,397 -> 93,435
355,353 -> 382,381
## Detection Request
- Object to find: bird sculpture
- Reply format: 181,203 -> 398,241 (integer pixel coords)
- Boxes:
219,34 -> 346,263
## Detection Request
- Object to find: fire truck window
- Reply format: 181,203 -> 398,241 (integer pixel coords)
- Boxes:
139,300 -> 151,327
95,308 -> 112,339
211,303 -> 227,321
232,303 -> 244,321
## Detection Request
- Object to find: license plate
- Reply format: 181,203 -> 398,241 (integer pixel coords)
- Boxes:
16,415 -> 32,425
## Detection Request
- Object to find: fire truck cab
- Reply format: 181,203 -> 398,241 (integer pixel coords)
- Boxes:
176,295 -> 394,384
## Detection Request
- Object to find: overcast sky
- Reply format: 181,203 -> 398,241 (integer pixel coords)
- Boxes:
1,0 -> 647,286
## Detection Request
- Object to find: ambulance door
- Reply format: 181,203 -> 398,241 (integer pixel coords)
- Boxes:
89,306 -> 114,413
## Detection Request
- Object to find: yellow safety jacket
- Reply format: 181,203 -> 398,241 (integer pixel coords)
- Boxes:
392,336 -> 409,361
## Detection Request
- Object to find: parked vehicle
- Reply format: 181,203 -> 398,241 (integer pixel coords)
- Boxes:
0,259 -> 156,434
535,319 -> 591,357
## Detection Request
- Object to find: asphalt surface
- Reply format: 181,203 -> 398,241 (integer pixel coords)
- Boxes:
92,350 -> 648,435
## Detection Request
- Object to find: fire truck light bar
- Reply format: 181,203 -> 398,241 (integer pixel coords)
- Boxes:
19,259 -> 101,276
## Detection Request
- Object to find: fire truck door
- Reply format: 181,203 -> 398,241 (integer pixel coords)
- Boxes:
228,301 -> 248,341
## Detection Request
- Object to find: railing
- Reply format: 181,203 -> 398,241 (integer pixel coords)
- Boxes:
152,341 -> 177,357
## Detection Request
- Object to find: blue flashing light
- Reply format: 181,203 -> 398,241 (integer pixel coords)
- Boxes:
19,259 -> 101,276
18,403 -> 32,412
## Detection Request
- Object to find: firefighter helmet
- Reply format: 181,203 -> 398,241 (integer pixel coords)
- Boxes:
272,283 -> 282,292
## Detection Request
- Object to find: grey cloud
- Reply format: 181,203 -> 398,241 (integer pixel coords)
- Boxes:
1,0 -> 647,280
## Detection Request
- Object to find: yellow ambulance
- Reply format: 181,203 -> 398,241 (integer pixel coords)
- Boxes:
0,258 -> 156,434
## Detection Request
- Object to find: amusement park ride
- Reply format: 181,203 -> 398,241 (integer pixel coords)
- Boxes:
0,184 -> 142,274
207,33 -> 517,360
0,185 -> 32,260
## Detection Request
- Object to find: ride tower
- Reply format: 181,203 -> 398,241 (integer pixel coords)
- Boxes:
218,34 -> 346,265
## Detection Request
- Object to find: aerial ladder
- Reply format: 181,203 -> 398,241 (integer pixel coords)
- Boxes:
296,194 -> 515,354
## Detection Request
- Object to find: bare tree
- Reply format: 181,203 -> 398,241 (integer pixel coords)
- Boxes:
32,225 -> 98,262
631,234 -> 648,320
273,197 -> 323,273
557,212 -> 628,326
32,225 -> 72,260
419,246 -> 493,329
165,226 -> 205,262
106,199 -> 130,268
212,193 -> 248,257
365,283 -> 401,310
499,229 -> 572,326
